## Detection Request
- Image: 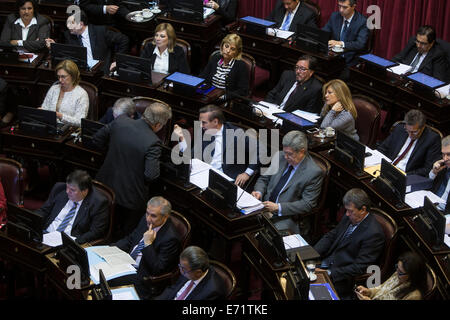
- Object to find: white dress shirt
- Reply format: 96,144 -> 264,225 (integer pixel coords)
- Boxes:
45,198 -> 84,235
339,13 -> 354,48
279,81 -> 297,110
152,46 -> 170,74
131,224 -> 163,268
411,52 -> 429,73
429,169 -> 450,211
393,137 -> 418,172
80,26 -> 95,65
174,269 -> 209,300
280,2 -> 300,31
14,17 -> 37,47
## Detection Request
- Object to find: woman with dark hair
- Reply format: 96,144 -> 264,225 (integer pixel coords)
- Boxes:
355,251 -> 428,300
0,0 -> 49,52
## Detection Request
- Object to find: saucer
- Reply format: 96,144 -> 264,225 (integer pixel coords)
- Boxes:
309,273 -> 317,282
151,8 -> 161,14
332,47 -> 344,53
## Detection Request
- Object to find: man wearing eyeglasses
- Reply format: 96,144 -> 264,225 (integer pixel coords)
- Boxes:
429,135 -> 450,216
265,55 -> 323,114
392,25 -> 447,81
266,0 -> 317,32
377,109 -> 441,177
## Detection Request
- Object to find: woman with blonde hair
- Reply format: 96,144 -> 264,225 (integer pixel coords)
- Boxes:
41,59 -> 89,127
140,22 -> 190,74
199,33 -> 249,98
320,79 -> 359,141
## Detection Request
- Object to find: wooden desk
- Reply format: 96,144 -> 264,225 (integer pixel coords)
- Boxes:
63,140 -> 105,176
278,270 -> 339,300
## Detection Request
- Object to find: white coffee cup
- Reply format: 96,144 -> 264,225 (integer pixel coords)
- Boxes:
332,45 -> 344,52
134,13 -> 143,22
142,9 -> 152,18
325,127 -> 335,137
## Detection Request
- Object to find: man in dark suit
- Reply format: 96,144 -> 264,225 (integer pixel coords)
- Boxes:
46,10 -> 129,74
265,55 -> 323,114
111,196 -> 181,299
98,97 -> 141,124
314,188 -> 385,299
429,135 -> 450,215
392,25 -> 447,81
377,109 -> 442,177
322,0 -> 369,67
36,170 -> 109,244
79,0 -> 130,26
93,102 -> 172,240
173,105 -> 259,187
156,246 -> 227,300
267,0 -> 317,32
251,130 -> 324,235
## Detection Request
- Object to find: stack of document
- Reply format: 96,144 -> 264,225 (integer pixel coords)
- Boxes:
436,84 -> 450,99
86,246 -> 137,284
388,63 -> 412,75
236,186 -> 264,214
404,190 -> 446,209
364,146 -> 391,167
203,7 -> 215,19
266,28 -> 295,39
283,233 -> 309,250
253,101 -> 285,123
292,110 -> 320,123
42,231 -> 75,247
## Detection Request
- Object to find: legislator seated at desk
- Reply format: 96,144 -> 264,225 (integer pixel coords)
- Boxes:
429,135 -> 450,215
139,23 -> 190,75
319,79 -> 359,141
391,25 -> 447,82
156,246 -> 227,300
0,0 -> 50,52
45,10 -> 129,74
322,0 -> 368,67
266,0 -> 317,32
377,109 -> 441,177
173,104 -> 259,188
251,130 -> 324,235
204,0 -> 237,26
265,55 -> 322,114
199,33 -> 249,99
80,0 -> 130,26
314,188 -> 385,299
41,59 -> 89,127
110,196 -> 181,300
35,170 -> 109,244
99,97 -> 141,124
93,102 -> 172,239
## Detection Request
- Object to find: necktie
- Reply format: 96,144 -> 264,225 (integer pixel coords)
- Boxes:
77,35 -> 83,47
176,280 -> 195,300
340,20 -> 349,42
269,165 -> 293,202
280,82 -> 299,110
281,12 -> 292,31
130,238 -> 145,260
392,139 -> 415,166
56,202 -> 78,232
436,169 -> 450,198
410,53 -> 422,72
341,223 -> 355,242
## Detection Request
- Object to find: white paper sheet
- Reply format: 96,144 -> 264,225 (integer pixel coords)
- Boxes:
42,231 -> 63,247
292,110 -> 320,123
283,234 -> 309,250
404,190 -> 446,209
388,63 -> 412,75
266,28 -> 295,39
364,146 -> 391,167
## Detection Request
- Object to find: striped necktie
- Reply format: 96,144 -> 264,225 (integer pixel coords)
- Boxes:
130,239 -> 145,260
176,280 -> 195,300
340,20 -> 349,42
56,202 -> 78,232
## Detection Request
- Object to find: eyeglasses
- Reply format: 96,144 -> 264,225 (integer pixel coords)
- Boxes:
395,263 -> 407,276
294,66 -> 310,72
57,74 -> 69,79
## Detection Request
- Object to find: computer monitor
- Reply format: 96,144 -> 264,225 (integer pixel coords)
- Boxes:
406,72 -> 446,101
295,24 -> 331,54
121,0 -> 148,11
205,169 -> 237,211
160,144 -> 191,185
273,112 -> 316,131
239,16 -> 277,36
256,214 -> 288,268
7,203 -> 44,243
17,105 -> 60,136
358,53 -> 398,79
80,118 -> 105,150
50,43 -> 88,70
165,72 -> 205,96
59,232 -> 90,285
334,130 -> 366,176
419,196 -> 447,250
168,0 -> 204,22
92,269 -> 112,300
284,252 -> 310,300
374,158 -> 407,208
0,44 -> 19,64
115,53 -> 152,85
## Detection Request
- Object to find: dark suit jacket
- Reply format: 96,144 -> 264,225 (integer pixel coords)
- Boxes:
265,70 -> 323,114
254,152 -> 324,217
140,43 -> 190,74
36,182 -> 109,244
266,0 -> 317,31
93,117 -> 161,211
314,214 -> 385,283
0,13 -> 49,52
392,37 -> 448,81
80,0 -> 130,25
64,24 -> 129,73
98,107 -> 141,124
115,215 -> 181,278
431,168 -> 450,214
215,0 -> 238,25
377,124 -> 442,177
199,52 -> 249,98
156,266 -> 226,300
322,11 -> 368,66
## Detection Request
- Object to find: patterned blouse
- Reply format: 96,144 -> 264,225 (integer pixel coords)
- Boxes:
211,58 -> 235,89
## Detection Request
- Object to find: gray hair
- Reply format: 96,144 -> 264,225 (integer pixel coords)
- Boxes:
147,196 -> 172,217
142,102 -> 172,127
180,246 -> 209,272
112,97 -> 136,119
442,135 -> 450,148
404,109 -> 426,128
282,130 -> 308,153
343,188 -> 371,211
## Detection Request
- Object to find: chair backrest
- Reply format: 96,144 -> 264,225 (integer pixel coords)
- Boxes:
308,151 -> 331,215
79,81 -> 99,121
391,120 -> 443,139
131,96 -> 172,144
169,210 -> 191,250
90,180 -> 115,245
41,14 -> 55,39
424,263 -> 437,300
210,260 -> 236,299
140,37 -> 192,70
303,0 -> 321,26
371,208 -> 398,282
353,94 -> 381,148
0,157 -> 24,206
365,28 -> 376,54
